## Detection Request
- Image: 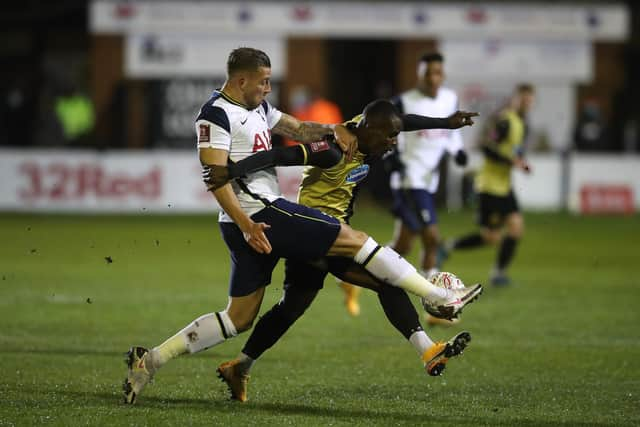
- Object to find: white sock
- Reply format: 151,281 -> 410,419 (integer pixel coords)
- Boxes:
354,238 -> 447,299
409,330 -> 435,356
152,311 -> 238,369
399,271 -> 448,299
150,333 -> 186,370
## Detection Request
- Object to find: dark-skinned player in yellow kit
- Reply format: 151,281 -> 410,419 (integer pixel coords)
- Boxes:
202,99 -> 481,402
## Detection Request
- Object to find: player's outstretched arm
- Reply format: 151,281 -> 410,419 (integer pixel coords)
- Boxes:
402,111 -> 479,131
272,113 -> 357,160
202,142 -> 344,191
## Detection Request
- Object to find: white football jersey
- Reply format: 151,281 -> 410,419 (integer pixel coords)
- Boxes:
390,87 -> 463,193
195,90 -> 283,222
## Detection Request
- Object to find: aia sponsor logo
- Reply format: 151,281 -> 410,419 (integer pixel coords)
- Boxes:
252,130 -> 272,152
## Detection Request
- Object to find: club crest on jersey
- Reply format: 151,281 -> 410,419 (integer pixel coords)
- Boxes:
345,164 -> 369,183
198,124 -> 210,143
310,141 -> 329,152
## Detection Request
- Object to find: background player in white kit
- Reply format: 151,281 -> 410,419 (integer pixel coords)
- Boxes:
339,52 -> 469,320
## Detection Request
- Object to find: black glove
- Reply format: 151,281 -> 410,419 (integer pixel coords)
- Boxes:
454,150 -> 468,167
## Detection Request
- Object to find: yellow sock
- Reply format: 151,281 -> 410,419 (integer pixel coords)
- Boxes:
340,282 -> 360,298
339,282 -> 361,316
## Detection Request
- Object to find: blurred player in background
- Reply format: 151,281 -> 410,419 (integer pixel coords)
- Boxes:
203,99 -> 480,402
285,85 -> 343,147
122,48 -> 482,404
339,52 -> 470,320
439,83 -> 535,286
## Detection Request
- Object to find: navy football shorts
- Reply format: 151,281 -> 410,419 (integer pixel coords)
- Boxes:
391,189 -> 438,232
219,198 -> 341,297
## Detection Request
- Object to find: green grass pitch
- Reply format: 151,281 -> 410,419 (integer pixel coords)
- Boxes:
1,205 -> 639,426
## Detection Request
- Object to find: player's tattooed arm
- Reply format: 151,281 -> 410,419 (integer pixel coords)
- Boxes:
272,113 -> 357,160
272,113 -> 333,142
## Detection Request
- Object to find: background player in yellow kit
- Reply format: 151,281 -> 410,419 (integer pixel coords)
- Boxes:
438,83 -> 535,286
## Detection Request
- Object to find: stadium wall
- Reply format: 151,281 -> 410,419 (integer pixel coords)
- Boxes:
0,149 -> 637,214
0,149 -> 303,213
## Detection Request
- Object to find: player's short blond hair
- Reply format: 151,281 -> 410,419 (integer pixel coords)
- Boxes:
227,47 -> 271,77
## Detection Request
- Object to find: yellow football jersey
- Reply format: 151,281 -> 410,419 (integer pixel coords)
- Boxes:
298,115 -> 368,223
475,108 -> 526,196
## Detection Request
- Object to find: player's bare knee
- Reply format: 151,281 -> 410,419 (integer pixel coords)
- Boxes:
228,313 -> 255,333
348,227 -> 369,246
329,225 -> 369,257
507,215 -> 524,238
482,229 -> 501,245
350,230 -> 370,255
235,319 -> 255,333
226,301 -> 260,333
508,227 -> 523,239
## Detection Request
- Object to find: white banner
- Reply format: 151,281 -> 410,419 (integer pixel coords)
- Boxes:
442,39 -> 592,82
512,156 -> 564,210
0,150 -> 303,213
451,81 -> 575,152
2,150 -> 637,213
452,152 -> 639,211
91,1 -> 629,41
125,34 -> 285,78
567,154 -> 640,212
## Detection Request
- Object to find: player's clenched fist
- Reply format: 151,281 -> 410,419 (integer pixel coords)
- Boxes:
333,124 -> 358,162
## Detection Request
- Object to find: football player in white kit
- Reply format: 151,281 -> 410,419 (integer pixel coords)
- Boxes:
389,52 -> 469,278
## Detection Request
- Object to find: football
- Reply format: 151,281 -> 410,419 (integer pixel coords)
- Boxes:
421,271 -> 466,318
429,271 -> 465,290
